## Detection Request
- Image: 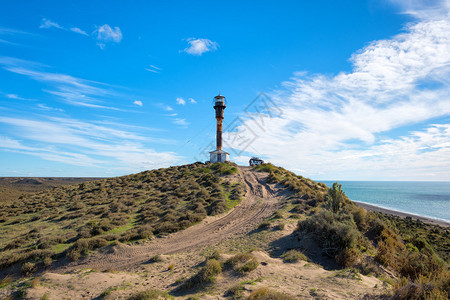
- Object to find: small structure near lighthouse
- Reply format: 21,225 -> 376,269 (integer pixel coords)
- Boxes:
210,94 -> 229,163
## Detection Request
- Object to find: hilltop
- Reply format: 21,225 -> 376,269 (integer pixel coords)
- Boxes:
0,163 -> 448,299
0,177 -> 100,203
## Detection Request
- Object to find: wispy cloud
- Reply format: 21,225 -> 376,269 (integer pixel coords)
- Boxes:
133,100 -> 143,106
70,27 -> 88,36
36,103 -> 64,112
173,118 -> 189,126
0,56 -> 120,110
0,116 -> 181,172
39,18 -> 89,36
176,97 -> 186,105
4,93 -> 34,101
0,27 -> 33,46
94,24 -> 122,49
6,94 -> 20,99
182,38 -> 218,56
157,103 -> 173,111
38,19 -> 123,48
189,98 -> 197,104
145,65 -> 161,73
40,18 -> 64,30
225,3 -> 450,180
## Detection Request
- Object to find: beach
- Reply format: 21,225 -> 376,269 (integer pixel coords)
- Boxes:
355,201 -> 450,228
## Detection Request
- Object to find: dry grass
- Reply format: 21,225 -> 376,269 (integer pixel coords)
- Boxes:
0,162 -> 244,274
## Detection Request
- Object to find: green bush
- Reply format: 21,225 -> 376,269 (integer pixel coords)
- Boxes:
247,287 -> 296,300
258,221 -> 271,230
66,237 -> 108,260
226,253 -> 259,274
21,262 -> 36,275
128,289 -> 172,300
326,182 -> 347,213
297,210 -> 361,260
226,283 -> 245,300
180,258 -> 222,290
281,250 -> 308,263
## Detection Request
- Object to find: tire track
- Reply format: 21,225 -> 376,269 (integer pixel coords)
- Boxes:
57,167 -> 282,273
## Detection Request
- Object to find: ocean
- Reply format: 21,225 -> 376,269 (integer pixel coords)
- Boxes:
320,181 -> 450,223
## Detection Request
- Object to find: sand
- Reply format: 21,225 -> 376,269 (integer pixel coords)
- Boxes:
354,201 -> 450,227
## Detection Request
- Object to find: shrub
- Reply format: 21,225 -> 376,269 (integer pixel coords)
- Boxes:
326,182 -> 347,213
21,262 -> 36,275
128,289 -> 172,300
258,221 -> 271,230
351,206 -> 367,231
181,259 -> 222,290
226,283 -> 245,300
272,211 -> 283,219
297,210 -> 361,261
374,228 -> 405,268
137,225 -> 154,239
226,253 -> 259,274
66,237 -> 108,260
4,237 -> 26,250
149,255 -> 163,263
281,250 -> 307,263
393,276 -> 448,300
247,287 -> 296,300
275,222 -> 285,230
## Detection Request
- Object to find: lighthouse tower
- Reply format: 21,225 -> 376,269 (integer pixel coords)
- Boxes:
209,94 -> 229,163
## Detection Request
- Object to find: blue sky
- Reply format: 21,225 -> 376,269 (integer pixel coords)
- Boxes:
0,0 -> 449,180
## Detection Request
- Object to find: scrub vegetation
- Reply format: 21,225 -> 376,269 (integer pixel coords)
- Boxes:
254,163 -> 450,299
0,162 -> 448,299
0,162 -> 244,274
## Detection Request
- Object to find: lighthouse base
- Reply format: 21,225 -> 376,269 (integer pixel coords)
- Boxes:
209,150 -> 229,163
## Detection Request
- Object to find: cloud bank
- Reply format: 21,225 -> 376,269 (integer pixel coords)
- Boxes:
225,3 -> 450,180
0,116 -> 180,174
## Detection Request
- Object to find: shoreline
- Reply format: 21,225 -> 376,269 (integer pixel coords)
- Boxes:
354,201 -> 450,228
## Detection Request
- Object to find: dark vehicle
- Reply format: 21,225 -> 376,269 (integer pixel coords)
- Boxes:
249,157 -> 264,166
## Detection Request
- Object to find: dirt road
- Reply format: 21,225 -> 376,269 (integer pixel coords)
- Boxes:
57,167 -> 283,272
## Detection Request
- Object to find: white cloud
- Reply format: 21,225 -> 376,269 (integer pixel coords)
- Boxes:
0,27 -> 32,46
389,0 -> 450,19
182,38 -> 218,56
6,94 -> 19,99
189,98 -> 197,104
173,118 -> 189,126
133,100 -> 143,106
176,97 -> 186,105
94,24 -> 122,48
0,116 -> 181,171
36,104 -> 64,112
145,65 -> 161,73
40,18 -> 64,30
0,56 -> 119,109
224,7 -> 450,180
70,27 -> 88,36
157,103 -> 173,111
39,19 -> 89,37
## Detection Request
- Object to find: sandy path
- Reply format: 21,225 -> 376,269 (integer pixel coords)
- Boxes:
56,167 -> 282,273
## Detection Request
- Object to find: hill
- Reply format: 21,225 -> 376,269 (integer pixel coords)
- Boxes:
0,177 -> 101,203
0,163 -> 448,299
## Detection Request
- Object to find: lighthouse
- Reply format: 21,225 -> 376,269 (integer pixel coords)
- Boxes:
209,94 -> 230,163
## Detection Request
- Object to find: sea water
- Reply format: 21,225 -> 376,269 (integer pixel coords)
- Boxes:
320,181 -> 450,223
